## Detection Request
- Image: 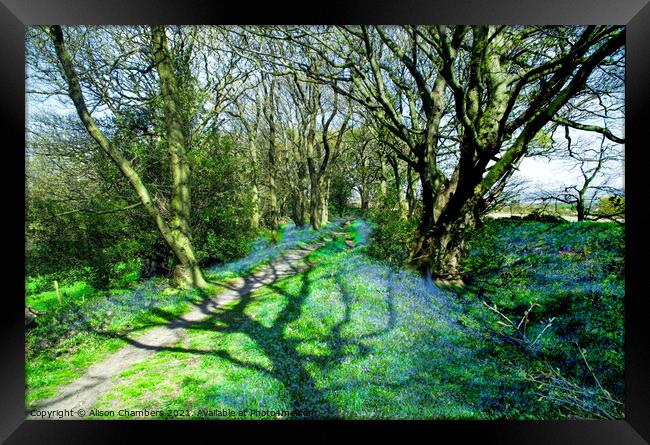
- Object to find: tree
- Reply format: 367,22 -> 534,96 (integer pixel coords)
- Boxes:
263,25 -> 624,280
595,194 -> 625,221
538,133 -> 623,221
25,112 -> 165,287
313,90 -> 352,227
45,25 -> 209,288
229,84 -> 263,230
262,74 -> 280,238
344,124 -> 383,215
283,77 -> 351,229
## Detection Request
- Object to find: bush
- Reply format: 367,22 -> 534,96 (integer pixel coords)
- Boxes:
26,267 -> 97,296
597,195 -> 625,217
201,230 -> 252,264
367,197 -> 417,265
109,259 -> 142,289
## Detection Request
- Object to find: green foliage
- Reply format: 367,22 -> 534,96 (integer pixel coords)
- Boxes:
329,173 -> 355,217
190,133 -> 256,265
461,218 -> 625,417
26,281 -> 95,313
366,196 -> 417,265
597,195 -> 625,216
26,149 -> 164,289
109,259 -> 142,288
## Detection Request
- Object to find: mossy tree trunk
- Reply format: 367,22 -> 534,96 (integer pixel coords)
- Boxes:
320,175 -> 330,227
263,75 -> 279,240
386,153 -> 406,216
295,160 -> 309,227
378,152 -> 388,199
151,26 -> 208,289
305,85 -> 322,230
50,25 -> 208,289
250,138 -> 261,230
308,173 -> 322,230
287,127 -> 309,228
405,164 -> 416,219
306,88 -> 352,230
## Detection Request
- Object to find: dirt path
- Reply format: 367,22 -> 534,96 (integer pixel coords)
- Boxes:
29,232 -> 345,419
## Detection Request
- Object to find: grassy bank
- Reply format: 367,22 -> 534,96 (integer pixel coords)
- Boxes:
460,218 -> 625,418
26,217 -> 624,419
25,221 -> 342,407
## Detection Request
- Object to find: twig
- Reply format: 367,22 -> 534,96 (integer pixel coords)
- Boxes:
530,317 -> 556,347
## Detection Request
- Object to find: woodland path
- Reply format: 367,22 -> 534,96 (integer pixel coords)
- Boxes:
29,220 -> 355,419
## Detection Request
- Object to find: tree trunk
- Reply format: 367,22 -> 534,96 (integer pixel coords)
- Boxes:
290,190 -> 305,228
361,199 -> 369,213
416,164 -> 436,241
265,77 -> 279,240
152,26 -> 207,289
290,163 -> 309,228
360,186 -> 369,215
250,139 -> 260,230
379,153 -> 388,198
409,149 -> 479,282
251,183 -> 260,230
388,155 -> 406,217
309,173 -> 322,230
269,145 -> 278,237
406,165 -> 416,219
411,203 -> 477,282
576,194 -> 586,221
297,162 -> 309,227
50,25 -> 208,290
320,176 -> 330,227
169,232 -> 208,288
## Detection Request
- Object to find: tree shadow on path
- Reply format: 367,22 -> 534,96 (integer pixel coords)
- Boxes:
80,236 -> 399,419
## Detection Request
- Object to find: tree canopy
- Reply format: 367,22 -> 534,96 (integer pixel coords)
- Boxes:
26,25 -> 624,286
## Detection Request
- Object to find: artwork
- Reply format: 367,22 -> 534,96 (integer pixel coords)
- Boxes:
25,25 -> 624,420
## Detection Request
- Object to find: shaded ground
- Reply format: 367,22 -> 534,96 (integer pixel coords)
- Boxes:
85,221 -> 503,419
26,218 -> 624,420
28,225 -> 350,418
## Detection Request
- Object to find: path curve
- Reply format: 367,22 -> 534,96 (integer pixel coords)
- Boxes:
28,233 -> 341,419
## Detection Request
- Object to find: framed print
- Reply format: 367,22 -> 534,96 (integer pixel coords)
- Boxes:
1,0 -> 649,442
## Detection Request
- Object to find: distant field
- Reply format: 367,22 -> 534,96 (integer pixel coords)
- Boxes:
488,211 -> 578,222
487,211 -> 624,223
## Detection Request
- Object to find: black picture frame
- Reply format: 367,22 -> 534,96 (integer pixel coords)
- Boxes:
2,0 -> 648,442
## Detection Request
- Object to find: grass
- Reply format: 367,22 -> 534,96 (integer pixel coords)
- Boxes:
26,217 -> 624,419
26,336 -> 126,404
26,281 -> 96,312
25,279 -> 205,407
90,220 -> 520,419
460,218 -> 625,418
25,221 -> 343,408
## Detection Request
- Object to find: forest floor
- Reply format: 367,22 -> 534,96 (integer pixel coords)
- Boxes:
28,219 -> 356,418
26,217 -> 624,420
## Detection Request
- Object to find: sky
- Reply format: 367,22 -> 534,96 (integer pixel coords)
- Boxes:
512,122 -> 625,201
